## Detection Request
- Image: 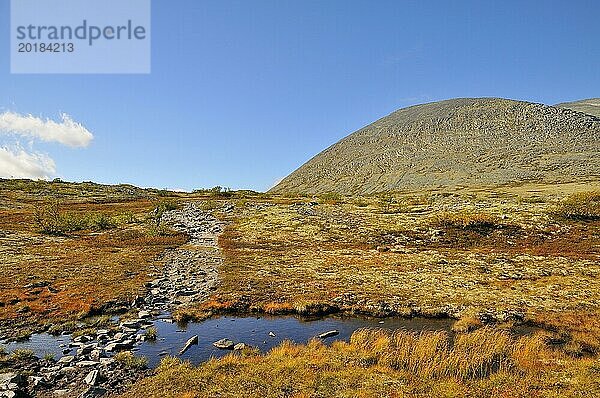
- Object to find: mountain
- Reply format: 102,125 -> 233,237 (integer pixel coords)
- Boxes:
556,98 -> 600,117
270,98 -> 600,195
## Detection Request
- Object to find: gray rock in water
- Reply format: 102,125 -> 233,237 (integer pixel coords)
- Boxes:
233,343 -> 247,350
268,331 -> 276,337
120,320 -> 140,329
213,338 -> 234,350
179,335 -> 199,355
318,330 -> 339,339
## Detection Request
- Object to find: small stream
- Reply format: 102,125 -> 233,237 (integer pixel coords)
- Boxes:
3,315 -> 455,368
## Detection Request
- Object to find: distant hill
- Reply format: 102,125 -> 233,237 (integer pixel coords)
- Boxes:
271,98 -> 600,195
556,98 -> 600,117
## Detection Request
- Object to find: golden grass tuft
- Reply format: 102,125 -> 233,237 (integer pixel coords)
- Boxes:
121,328 -> 585,398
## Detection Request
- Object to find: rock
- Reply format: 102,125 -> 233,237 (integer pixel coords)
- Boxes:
84,370 -> 99,386
132,295 -> 145,307
138,310 -> 151,319
77,344 -> 95,356
74,335 -> 91,343
213,338 -> 234,350
105,340 -> 133,352
318,330 -> 339,339
76,361 -> 99,367
0,373 -> 22,386
179,335 -> 199,355
233,343 -> 247,350
27,376 -> 44,388
59,367 -> 77,374
24,281 -> 50,289
268,331 -> 276,337
57,356 -> 75,364
120,320 -> 139,329
89,349 -> 104,361
78,387 -> 107,398
99,358 -> 114,366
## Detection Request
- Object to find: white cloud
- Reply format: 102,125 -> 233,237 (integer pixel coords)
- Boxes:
0,146 -> 56,179
0,111 -> 93,147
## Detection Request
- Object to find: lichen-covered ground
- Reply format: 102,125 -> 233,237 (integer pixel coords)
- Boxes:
2,179 -> 600,397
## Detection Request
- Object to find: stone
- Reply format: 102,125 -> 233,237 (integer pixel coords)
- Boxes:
212,338 -> 234,350
73,335 -> 91,343
120,320 -> 139,329
268,331 -> 276,337
89,349 -> 104,361
99,358 -> 114,366
59,367 -> 77,374
138,310 -> 151,319
84,370 -> 99,386
179,335 -> 199,355
233,343 -> 247,350
0,373 -> 21,386
57,356 -> 75,364
78,387 -> 107,398
318,330 -> 339,339
77,344 -> 94,356
105,340 -> 133,352
77,361 -> 99,367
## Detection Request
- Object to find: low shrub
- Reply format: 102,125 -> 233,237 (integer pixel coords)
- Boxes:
34,201 -> 126,235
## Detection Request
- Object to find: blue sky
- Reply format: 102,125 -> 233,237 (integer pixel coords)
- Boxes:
0,0 -> 599,191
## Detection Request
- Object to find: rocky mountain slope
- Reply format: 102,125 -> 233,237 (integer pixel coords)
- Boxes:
556,98 -> 600,117
271,98 -> 600,194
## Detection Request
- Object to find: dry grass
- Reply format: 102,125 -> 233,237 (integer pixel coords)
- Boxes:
200,188 -> 600,327
0,184 -> 186,334
114,351 -> 149,369
121,327 -> 600,398
4,179 -> 600,396
552,191 -> 600,221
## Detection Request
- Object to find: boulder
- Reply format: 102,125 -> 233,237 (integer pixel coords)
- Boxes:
57,356 -> 75,364
318,330 -> 339,339
233,343 -> 247,350
179,335 -> 199,355
213,338 -> 234,350
0,373 -> 22,386
84,370 -> 99,386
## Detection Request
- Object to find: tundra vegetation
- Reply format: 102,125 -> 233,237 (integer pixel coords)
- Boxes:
1,178 -> 600,396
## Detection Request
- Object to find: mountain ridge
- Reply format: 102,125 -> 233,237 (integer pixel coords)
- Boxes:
270,97 -> 600,194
